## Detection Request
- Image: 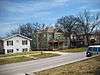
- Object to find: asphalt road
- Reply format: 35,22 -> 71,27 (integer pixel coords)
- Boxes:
0,52 -> 88,75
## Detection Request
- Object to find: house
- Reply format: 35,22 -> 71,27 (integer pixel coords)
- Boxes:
70,32 -> 100,47
94,31 -> 100,44
2,34 -> 32,54
0,38 -> 4,54
36,28 -> 65,50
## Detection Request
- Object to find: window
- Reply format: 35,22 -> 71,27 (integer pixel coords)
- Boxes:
23,48 -> 28,52
87,47 -> 92,51
22,40 -> 28,45
98,47 -> 100,52
7,49 -> 13,53
93,47 -> 97,51
7,41 -> 13,46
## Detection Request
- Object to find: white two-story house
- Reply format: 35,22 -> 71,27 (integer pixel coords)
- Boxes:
2,34 -> 32,54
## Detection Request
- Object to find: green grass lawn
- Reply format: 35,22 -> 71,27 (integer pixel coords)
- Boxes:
35,55 -> 100,75
60,47 -> 86,52
0,51 -> 41,57
0,51 -> 59,65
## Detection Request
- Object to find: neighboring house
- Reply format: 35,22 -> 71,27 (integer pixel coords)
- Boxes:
0,39 -> 4,54
36,28 -> 65,50
2,34 -> 32,54
94,31 -> 100,44
36,29 -> 100,50
70,33 -> 91,47
71,32 -> 100,47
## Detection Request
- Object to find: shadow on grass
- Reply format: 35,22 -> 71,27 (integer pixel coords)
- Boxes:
95,67 -> 100,75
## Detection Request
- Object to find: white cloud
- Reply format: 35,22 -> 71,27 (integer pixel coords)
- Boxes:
1,0 -> 69,14
53,0 -> 69,3
90,9 -> 100,13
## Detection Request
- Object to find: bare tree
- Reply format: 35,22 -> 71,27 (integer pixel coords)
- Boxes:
28,22 -> 47,52
56,15 -> 79,48
19,23 -> 34,38
37,24 -> 47,54
7,23 -> 34,38
77,10 -> 100,46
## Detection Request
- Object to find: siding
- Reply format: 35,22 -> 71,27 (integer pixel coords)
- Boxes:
4,36 -> 31,54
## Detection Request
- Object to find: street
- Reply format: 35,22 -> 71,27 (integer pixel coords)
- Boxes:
0,52 -> 88,75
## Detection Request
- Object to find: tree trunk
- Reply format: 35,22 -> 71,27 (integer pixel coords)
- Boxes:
84,34 -> 90,46
68,36 -> 71,48
86,35 -> 90,46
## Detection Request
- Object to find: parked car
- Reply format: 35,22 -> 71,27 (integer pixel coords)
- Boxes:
86,45 -> 100,57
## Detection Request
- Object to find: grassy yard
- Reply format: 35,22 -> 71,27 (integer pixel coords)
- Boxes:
0,51 -> 59,65
60,47 -> 86,52
0,51 -> 41,57
35,55 -> 100,75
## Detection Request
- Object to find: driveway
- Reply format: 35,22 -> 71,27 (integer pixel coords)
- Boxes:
0,52 -> 88,75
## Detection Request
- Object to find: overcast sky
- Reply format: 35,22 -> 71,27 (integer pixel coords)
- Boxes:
0,0 -> 100,36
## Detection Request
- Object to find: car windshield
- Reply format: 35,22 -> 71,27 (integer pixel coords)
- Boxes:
87,47 -> 92,51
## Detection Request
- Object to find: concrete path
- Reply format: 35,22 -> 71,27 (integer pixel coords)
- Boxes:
0,52 -> 88,75
44,51 -> 69,55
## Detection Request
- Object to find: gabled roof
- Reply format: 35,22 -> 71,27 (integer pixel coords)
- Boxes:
2,34 -> 32,41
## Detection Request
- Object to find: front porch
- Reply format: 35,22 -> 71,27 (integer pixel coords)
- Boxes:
48,40 -> 64,50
